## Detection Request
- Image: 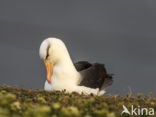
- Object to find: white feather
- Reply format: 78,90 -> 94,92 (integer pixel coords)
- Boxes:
44,80 -> 51,90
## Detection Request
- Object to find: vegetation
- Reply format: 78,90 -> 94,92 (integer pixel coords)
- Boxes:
0,85 -> 155,117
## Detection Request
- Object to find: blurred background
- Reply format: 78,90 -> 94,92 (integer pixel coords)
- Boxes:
0,0 -> 156,95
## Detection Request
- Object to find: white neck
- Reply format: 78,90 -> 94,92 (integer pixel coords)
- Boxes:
52,46 -> 80,84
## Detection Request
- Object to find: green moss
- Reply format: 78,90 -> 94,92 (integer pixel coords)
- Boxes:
10,101 -> 21,111
61,106 -> 80,117
137,93 -> 143,98
0,92 -> 16,107
94,109 -> 108,117
37,97 -> 46,104
52,103 -> 61,110
107,112 -> 115,117
0,108 -> 10,117
33,105 -> 51,117
0,85 -> 155,117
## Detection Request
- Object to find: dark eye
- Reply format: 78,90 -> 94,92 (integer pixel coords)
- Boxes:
46,45 -> 50,59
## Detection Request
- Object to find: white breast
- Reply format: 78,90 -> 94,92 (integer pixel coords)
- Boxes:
44,80 -> 52,90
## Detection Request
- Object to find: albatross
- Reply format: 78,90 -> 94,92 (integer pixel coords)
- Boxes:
39,37 -> 113,96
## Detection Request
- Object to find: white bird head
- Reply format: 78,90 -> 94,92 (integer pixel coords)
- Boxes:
39,38 -> 69,64
39,37 -> 75,83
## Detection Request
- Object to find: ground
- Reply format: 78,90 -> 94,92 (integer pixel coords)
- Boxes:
0,85 -> 155,117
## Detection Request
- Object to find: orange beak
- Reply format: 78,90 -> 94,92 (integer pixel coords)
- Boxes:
44,61 -> 53,83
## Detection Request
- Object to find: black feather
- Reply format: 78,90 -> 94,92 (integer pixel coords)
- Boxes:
74,61 -> 113,90
74,61 -> 92,71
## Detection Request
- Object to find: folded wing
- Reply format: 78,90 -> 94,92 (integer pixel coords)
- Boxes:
74,61 -> 113,90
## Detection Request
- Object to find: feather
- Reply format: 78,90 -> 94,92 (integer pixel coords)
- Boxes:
74,61 -> 113,90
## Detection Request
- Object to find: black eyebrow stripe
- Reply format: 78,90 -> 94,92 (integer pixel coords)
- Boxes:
46,44 -> 50,59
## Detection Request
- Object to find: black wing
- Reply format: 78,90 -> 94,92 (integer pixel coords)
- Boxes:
74,61 -> 113,90
74,61 -> 92,71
